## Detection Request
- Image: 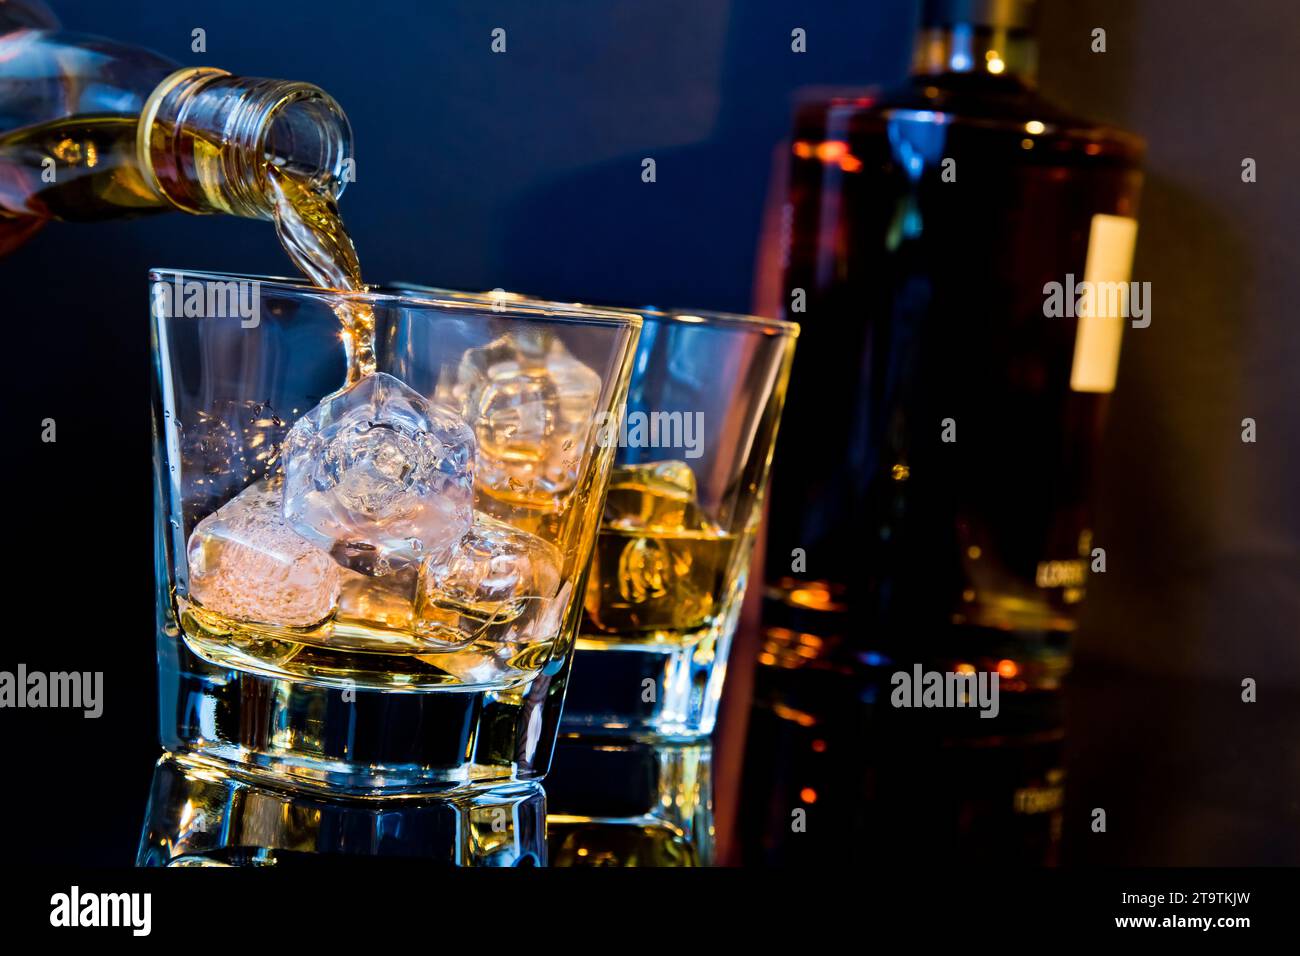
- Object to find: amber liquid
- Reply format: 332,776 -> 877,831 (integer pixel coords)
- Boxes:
266,166 -> 377,382
579,464 -> 743,646
0,114 -> 165,219
0,114 -> 162,252
0,109 -> 427,682
0,112 -> 376,379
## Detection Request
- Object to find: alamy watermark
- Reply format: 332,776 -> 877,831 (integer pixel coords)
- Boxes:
891,664 -> 1000,718
151,272 -> 260,328
0,665 -> 102,717
50,886 -> 150,936
595,406 -> 705,459
1043,274 -> 1151,329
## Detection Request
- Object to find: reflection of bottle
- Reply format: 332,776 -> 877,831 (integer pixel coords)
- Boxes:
760,0 -> 1144,682
740,659 -> 1065,866
0,0 -> 351,254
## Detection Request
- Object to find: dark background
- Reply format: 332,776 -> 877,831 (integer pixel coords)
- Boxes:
2,0 -> 1297,865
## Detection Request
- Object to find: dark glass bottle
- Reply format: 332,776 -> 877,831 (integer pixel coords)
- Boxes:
742,0 -> 1142,861
762,0 -> 1142,682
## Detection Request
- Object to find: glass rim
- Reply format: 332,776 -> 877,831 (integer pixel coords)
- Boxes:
646,307 -> 798,337
148,268 -> 644,331
390,282 -> 800,339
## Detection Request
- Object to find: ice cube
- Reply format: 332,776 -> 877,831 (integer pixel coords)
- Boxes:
282,372 -> 476,573
445,332 -> 600,502
602,460 -> 705,531
336,567 -> 417,631
186,479 -> 340,627
582,460 -> 730,633
415,514 -> 562,642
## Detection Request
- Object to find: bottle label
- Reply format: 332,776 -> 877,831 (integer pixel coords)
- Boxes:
1069,214 -> 1139,393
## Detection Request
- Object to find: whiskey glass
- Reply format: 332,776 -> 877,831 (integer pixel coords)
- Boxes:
392,290 -> 798,740
565,308 -> 797,739
148,269 -> 640,816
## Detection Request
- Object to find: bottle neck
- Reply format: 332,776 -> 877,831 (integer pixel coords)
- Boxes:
911,23 -> 1039,86
138,67 -> 352,219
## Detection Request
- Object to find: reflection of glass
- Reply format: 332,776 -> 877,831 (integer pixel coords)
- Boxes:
149,272 -> 639,813
138,753 -> 544,866
546,738 -> 713,867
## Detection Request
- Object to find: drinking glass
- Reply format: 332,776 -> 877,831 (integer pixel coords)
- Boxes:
563,307 -> 797,739
147,268 -> 640,862
392,290 -> 798,740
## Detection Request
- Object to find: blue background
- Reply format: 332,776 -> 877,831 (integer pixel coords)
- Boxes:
24,0 -> 914,312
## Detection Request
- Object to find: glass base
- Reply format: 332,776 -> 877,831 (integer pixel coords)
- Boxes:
560,626 -> 735,741
545,736 -> 713,866
158,629 -> 568,795
137,752 -> 546,866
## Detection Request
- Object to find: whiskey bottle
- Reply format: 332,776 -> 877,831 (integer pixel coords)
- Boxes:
743,0 -> 1143,863
0,0 -> 352,254
759,0 -> 1144,687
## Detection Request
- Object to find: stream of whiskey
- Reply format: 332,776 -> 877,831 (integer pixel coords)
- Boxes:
266,164 -> 376,383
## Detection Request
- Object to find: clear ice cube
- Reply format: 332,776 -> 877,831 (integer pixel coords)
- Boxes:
415,514 -> 562,644
283,372 -> 476,573
186,479 -> 340,627
582,460 -> 730,633
603,460 -> 706,531
444,332 -> 600,502
336,567 -> 418,631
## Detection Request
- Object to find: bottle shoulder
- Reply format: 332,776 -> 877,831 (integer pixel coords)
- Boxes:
794,77 -> 1144,162
0,29 -> 178,131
